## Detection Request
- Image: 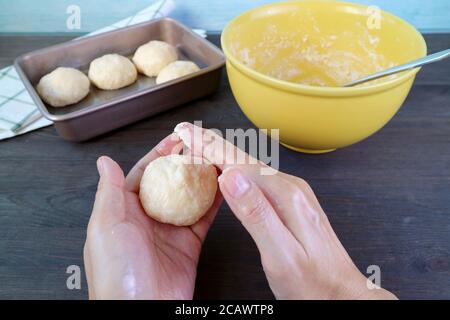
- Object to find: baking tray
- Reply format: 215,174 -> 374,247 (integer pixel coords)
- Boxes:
14,18 -> 225,141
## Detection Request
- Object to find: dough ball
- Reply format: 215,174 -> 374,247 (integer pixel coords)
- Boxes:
132,40 -> 178,77
156,60 -> 200,84
36,67 -> 90,107
88,54 -> 137,90
139,154 -> 218,226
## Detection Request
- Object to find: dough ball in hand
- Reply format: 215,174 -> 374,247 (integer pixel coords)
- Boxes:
156,60 -> 200,84
139,154 -> 218,226
132,40 -> 178,77
88,54 -> 137,90
36,67 -> 90,107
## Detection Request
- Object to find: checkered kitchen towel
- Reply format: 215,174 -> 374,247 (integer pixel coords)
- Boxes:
0,0 -> 206,141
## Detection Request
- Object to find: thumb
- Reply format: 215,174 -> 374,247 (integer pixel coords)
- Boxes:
218,168 -> 296,258
90,156 -> 126,229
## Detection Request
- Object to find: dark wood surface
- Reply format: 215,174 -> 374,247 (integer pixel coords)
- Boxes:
0,34 -> 449,299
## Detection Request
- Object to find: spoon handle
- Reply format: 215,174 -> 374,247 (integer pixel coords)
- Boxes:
343,48 -> 450,87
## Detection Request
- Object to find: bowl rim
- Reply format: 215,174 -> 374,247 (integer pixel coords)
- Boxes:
221,0 -> 427,97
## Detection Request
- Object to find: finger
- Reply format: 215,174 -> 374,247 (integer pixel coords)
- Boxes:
219,168 -> 306,260
279,172 -> 327,216
89,156 -> 126,230
125,133 -> 183,193
175,122 -> 259,171
227,165 -> 327,248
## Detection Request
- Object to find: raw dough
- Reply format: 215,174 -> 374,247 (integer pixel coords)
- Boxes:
156,60 -> 200,84
36,67 -> 90,107
139,154 -> 218,226
132,40 -> 178,77
88,54 -> 137,90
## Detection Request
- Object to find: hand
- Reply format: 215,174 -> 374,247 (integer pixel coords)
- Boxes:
175,122 -> 397,300
84,134 -> 222,299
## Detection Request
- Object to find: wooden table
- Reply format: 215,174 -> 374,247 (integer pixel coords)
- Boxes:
1,34 -> 449,299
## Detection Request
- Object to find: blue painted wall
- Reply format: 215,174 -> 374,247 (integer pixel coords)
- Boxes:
0,0 -> 449,33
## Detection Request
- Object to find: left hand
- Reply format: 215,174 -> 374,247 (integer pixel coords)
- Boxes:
84,134 -> 222,299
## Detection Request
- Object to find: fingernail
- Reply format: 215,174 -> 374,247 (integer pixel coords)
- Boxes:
222,169 -> 250,199
174,122 -> 189,134
96,157 -> 104,175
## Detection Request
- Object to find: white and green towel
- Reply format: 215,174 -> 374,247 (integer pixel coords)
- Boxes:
0,0 -> 206,141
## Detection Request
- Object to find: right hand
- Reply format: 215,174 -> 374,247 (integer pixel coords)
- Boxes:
175,122 -> 397,300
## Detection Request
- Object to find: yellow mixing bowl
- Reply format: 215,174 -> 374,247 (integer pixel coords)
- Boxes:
221,0 -> 427,153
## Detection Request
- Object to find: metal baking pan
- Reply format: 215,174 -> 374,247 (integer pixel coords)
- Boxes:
14,18 -> 225,141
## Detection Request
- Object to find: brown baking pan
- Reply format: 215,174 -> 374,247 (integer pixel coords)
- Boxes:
14,18 -> 225,141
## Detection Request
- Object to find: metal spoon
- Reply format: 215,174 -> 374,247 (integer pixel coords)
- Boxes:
343,48 -> 450,87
